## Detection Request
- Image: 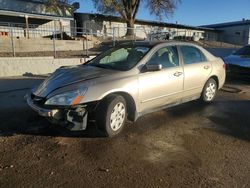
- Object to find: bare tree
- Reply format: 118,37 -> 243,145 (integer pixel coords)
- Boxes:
93,0 -> 180,36
45,0 -> 77,17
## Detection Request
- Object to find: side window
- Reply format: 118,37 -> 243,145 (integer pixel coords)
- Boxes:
180,46 -> 207,64
147,46 -> 179,68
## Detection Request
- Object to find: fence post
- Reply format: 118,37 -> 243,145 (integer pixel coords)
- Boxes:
150,28 -> 152,41
25,15 -> 30,39
90,29 -> 93,44
82,25 -> 84,53
86,33 -> 89,57
134,27 -> 136,42
53,21 -> 57,58
74,19 -> 77,37
118,26 -> 120,38
52,31 -> 56,58
59,20 -> 63,40
113,27 -> 115,46
10,27 -> 15,57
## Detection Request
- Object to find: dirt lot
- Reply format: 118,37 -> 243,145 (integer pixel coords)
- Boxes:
0,77 -> 249,188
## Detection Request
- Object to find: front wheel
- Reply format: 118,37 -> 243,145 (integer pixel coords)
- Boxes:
96,95 -> 127,137
201,78 -> 217,103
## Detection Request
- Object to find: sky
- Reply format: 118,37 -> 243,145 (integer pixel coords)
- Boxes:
76,0 -> 250,26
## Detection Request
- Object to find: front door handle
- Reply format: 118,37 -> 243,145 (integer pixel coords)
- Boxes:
174,71 -> 183,77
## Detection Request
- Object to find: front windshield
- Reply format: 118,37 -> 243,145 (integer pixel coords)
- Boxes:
234,46 -> 250,56
88,45 -> 150,71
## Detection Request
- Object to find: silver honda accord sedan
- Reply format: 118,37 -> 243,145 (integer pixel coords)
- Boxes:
26,41 -> 226,137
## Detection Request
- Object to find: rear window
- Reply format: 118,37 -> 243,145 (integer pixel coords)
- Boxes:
180,46 -> 207,64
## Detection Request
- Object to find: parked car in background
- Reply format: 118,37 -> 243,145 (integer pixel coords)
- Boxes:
26,41 -> 226,137
223,45 -> 250,80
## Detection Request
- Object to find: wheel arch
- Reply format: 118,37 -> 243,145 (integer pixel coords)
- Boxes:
208,75 -> 219,89
100,92 -> 138,122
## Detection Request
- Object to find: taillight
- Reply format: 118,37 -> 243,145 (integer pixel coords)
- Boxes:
223,63 -> 226,69
221,58 -> 226,69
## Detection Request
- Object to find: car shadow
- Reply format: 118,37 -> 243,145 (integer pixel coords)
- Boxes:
207,100 -> 250,141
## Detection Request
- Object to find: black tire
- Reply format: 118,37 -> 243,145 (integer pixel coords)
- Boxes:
96,95 -> 127,137
201,78 -> 218,103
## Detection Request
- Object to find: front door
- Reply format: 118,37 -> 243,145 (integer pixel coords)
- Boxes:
139,46 -> 184,113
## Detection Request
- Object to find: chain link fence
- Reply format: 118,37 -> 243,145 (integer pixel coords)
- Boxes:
0,21 -> 248,58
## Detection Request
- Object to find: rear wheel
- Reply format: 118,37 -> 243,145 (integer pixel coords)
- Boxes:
201,78 -> 217,103
96,95 -> 127,137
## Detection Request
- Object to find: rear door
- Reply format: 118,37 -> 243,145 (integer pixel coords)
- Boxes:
179,45 -> 212,98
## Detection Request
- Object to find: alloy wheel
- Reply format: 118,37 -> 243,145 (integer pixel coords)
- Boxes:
110,102 -> 126,131
205,82 -> 216,101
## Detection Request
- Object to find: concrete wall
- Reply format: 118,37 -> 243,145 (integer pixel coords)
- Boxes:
0,38 -> 93,52
0,56 -> 95,77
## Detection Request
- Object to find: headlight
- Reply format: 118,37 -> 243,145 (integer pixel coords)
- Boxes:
45,88 -> 87,106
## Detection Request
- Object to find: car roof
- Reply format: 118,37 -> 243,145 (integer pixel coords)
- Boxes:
117,40 -> 218,61
117,40 -> 199,47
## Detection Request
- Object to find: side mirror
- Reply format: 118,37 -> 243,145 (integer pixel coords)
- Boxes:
145,64 -> 162,72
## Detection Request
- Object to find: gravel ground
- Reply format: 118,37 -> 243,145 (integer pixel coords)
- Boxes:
0,77 -> 249,188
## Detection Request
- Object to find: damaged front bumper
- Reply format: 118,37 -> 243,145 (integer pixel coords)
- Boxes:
25,94 -> 88,131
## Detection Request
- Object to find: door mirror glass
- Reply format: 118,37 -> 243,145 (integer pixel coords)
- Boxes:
145,64 -> 162,71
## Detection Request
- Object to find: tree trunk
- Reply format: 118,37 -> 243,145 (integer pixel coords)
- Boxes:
126,19 -> 135,36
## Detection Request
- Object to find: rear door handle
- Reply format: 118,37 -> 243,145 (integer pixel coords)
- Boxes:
174,71 -> 183,77
204,65 -> 210,69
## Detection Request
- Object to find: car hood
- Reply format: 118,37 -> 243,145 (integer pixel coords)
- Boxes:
33,65 -> 117,97
224,55 -> 250,68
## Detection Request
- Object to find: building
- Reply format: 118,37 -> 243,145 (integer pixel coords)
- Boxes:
202,19 -> 250,45
74,13 -> 217,41
0,0 -> 79,38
